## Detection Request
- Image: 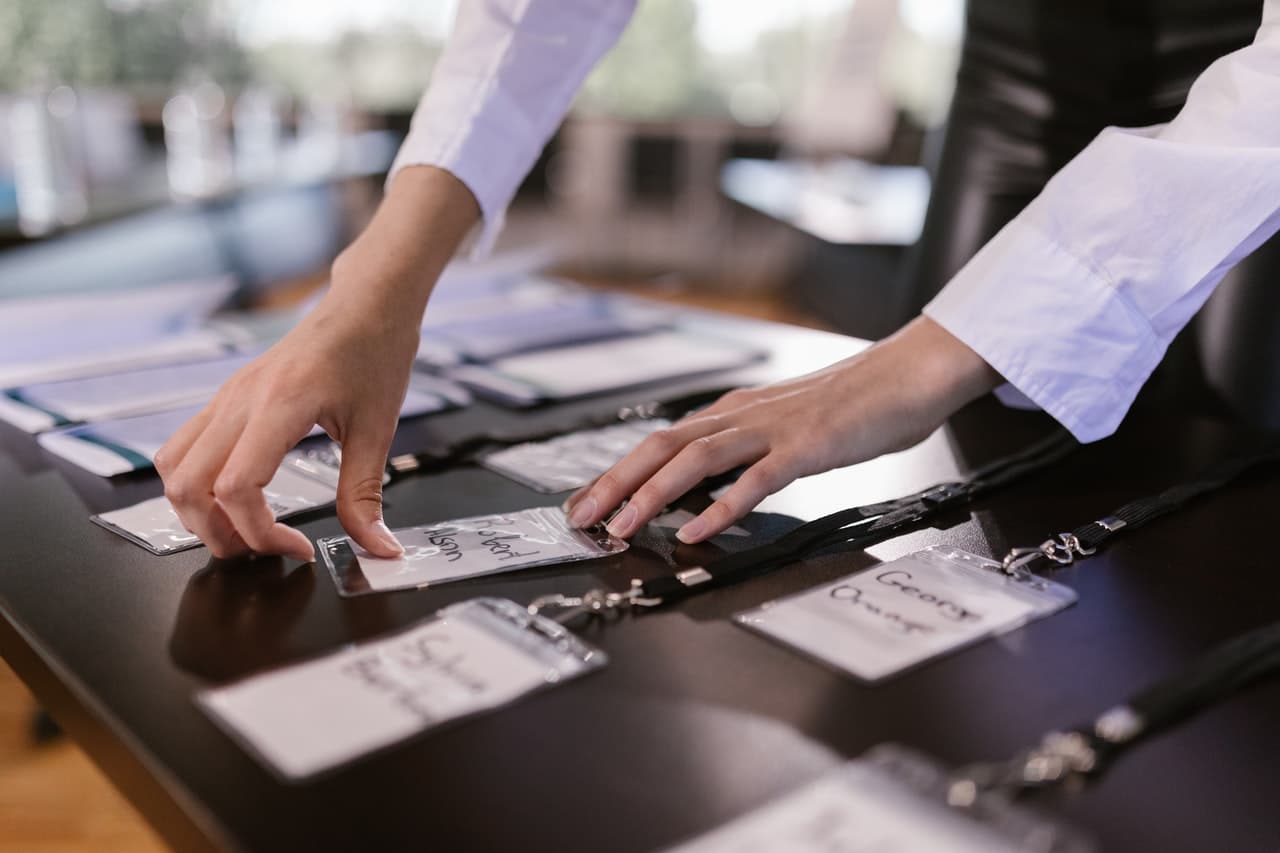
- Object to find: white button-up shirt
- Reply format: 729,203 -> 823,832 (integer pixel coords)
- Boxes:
391,0 -> 1280,443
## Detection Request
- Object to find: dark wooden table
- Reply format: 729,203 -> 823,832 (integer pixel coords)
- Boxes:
1,312 -> 1277,852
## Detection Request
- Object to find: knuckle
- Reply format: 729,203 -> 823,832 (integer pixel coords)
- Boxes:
592,470 -> 624,499
644,428 -> 682,455
212,472 -> 253,504
153,446 -> 176,477
683,434 -> 719,463
341,475 -> 385,505
747,460 -> 785,492
164,477 -> 194,507
629,485 -> 663,514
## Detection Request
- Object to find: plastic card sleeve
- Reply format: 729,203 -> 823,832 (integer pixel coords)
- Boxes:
90,448 -> 382,555
319,506 -> 628,597
735,546 -> 1077,682
480,419 -> 671,494
197,597 -> 607,781
664,745 -> 1093,853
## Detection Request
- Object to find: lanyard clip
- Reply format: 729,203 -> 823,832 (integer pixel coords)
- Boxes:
947,731 -> 1099,808
1001,533 -> 1096,575
527,579 -> 663,625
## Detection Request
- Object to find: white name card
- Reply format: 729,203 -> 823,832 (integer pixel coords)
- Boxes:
736,547 -> 1076,681
198,598 -> 606,780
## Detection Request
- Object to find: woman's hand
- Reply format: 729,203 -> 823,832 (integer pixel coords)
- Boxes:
155,166 -> 479,561
565,316 -> 1001,543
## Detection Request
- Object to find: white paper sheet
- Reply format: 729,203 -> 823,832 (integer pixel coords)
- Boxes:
0,276 -> 235,364
452,330 -> 763,405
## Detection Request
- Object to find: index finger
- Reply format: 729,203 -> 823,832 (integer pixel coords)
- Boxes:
212,413 -> 317,561
567,416 -> 723,529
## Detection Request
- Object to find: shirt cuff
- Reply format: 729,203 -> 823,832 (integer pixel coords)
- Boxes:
387,74 -> 534,257
923,219 -> 1167,442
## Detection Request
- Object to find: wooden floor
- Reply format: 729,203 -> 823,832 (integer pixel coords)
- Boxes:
0,659 -> 166,852
0,281 -> 828,851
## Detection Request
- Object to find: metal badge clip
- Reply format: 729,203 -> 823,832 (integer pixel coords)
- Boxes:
527,579 -> 663,625
947,730 -> 1099,808
1001,532 -> 1096,575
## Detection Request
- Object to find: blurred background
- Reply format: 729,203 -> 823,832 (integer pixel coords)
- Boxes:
0,1 -> 963,849
0,0 -> 963,336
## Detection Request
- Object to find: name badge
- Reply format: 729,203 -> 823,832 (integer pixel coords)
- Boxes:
665,747 -> 1091,853
481,419 -> 670,493
92,447 -> 379,555
736,547 -> 1076,682
319,506 -> 628,597
198,597 -> 606,780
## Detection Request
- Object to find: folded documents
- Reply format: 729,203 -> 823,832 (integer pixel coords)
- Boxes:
41,373 -> 471,476
0,353 -> 258,433
417,292 -> 669,366
0,276 -> 235,365
449,330 -> 765,406
0,329 -> 233,390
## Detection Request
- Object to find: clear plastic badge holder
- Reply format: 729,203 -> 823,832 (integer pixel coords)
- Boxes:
480,418 -> 670,493
198,597 -> 607,781
92,446 -> 376,555
665,745 -> 1093,853
320,506 -> 629,597
736,546 -> 1077,682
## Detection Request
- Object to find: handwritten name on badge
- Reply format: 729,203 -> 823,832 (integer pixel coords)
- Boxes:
827,568 -> 984,635
320,507 -> 629,595
736,548 -> 1076,682
198,601 -> 604,780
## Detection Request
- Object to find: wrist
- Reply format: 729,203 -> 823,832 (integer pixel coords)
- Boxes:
878,315 -> 1001,422
330,165 -> 481,317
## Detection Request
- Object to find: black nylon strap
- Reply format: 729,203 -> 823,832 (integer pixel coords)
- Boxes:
959,617 -> 1280,797
635,429 -> 1078,606
1006,442 -> 1280,572
1080,618 -> 1280,780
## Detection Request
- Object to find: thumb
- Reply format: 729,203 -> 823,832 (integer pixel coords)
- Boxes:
335,426 -> 404,558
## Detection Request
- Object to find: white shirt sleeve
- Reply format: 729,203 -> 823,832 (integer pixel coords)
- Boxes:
924,0 -> 1280,442
388,0 -> 636,254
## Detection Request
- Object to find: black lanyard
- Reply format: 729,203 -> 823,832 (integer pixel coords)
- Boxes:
384,384 -> 740,478
1001,442 -> 1280,574
949,617 -> 1280,803
530,428 -> 1079,622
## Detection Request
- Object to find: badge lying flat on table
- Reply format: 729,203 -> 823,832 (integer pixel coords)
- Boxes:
91,446 -> 386,555
480,419 -> 670,493
664,746 -> 1091,853
736,547 -> 1076,682
198,597 -> 606,781
319,506 -> 628,597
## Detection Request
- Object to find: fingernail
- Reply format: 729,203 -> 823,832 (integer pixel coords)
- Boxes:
568,496 -> 597,528
676,517 -> 707,544
606,504 -> 639,538
375,521 -> 405,556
